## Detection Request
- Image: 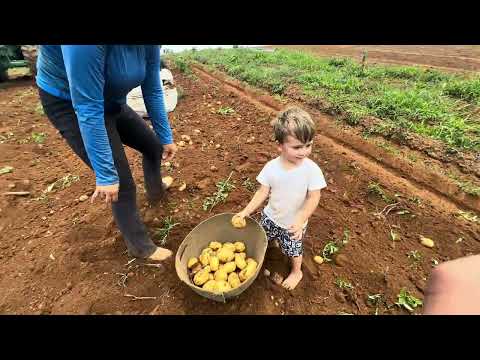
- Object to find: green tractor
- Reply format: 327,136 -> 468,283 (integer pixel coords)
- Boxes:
0,45 -> 37,82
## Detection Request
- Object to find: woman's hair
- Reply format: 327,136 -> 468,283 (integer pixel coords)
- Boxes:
272,106 -> 316,144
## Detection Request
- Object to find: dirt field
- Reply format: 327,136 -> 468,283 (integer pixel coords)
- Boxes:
1,58 -> 479,315
272,45 -> 480,73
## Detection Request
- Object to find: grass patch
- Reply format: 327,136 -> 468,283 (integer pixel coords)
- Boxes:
170,48 -> 480,151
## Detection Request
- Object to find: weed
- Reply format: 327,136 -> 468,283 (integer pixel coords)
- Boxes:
456,210 -> 479,223
367,182 -> 393,203
395,288 -> 423,312
217,106 -> 235,115
322,241 -> 340,262
367,293 -> 385,315
242,178 -> 256,193
202,172 -> 235,212
407,250 -> 423,263
153,217 -> 179,246
335,278 -> 354,290
31,132 -> 47,144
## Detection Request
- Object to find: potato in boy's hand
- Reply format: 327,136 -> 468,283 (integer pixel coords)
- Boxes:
231,214 -> 246,228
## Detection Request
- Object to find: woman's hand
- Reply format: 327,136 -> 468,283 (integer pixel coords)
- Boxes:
162,143 -> 177,162
91,184 -> 119,204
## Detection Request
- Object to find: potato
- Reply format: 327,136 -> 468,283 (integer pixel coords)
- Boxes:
217,247 -> 235,263
187,257 -> 198,269
201,247 -> 214,255
246,258 -> 258,268
203,280 -> 217,292
420,236 -> 435,248
194,268 -> 210,286
209,241 -> 222,250
231,215 -> 246,228
313,255 -> 324,265
191,263 -> 203,274
222,242 -> 236,252
234,241 -> 246,252
235,253 -> 247,270
239,261 -> 257,282
209,256 -> 220,271
199,252 -> 210,266
237,252 -> 247,259
215,280 -> 232,293
222,261 -> 236,274
228,272 -> 241,289
209,273 -> 214,281
214,269 -> 228,282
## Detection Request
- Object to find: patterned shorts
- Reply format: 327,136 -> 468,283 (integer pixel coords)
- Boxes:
260,212 -> 306,258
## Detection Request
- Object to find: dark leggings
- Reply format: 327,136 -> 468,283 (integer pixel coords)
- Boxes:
39,88 -> 164,258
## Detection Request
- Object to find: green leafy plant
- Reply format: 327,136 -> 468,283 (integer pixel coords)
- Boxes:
367,293 -> 385,315
367,181 -> 394,203
217,106 -> 235,115
322,241 -> 340,262
335,278 -> 354,290
395,288 -> 423,312
153,217 -> 179,246
202,172 -> 235,212
31,132 -> 47,144
242,177 -> 256,193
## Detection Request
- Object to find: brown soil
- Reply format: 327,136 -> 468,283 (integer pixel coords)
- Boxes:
271,45 -> 480,73
1,66 -> 479,315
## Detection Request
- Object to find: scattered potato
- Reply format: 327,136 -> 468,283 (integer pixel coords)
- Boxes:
238,252 -> 246,259
201,247 -> 214,255
234,241 -> 246,252
187,257 -> 198,269
313,255 -> 324,265
209,273 -> 214,281
420,236 -> 435,248
231,215 -> 246,228
246,258 -> 258,268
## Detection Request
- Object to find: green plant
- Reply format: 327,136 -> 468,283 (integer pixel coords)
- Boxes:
242,178 -> 256,193
335,278 -> 354,290
153,217 -> 179,246
31,132 -> 46,144
367,293 -> 385,315
456,211 -> 479,223
407,250 -> 423,263
367,182 -> 393,203
217,106 -> 235,115
202,172 -> 235,212
322,241 -> 340,262
35,174 -> 80,201
395,288 -> 423,312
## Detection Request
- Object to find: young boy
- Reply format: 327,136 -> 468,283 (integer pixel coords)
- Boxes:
235,106 -> 327,290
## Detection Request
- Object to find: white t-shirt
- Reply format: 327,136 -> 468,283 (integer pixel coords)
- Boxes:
257,157 -> 327,229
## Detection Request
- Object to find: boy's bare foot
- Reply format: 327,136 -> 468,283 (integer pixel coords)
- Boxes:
270,272 -> 284,285
148,247 -> 173,261
282,270 -> 303,290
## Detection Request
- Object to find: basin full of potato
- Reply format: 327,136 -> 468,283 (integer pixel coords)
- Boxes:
175,213 -> 268,302
188,241 -> 258,293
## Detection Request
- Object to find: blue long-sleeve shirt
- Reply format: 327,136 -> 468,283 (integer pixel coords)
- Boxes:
36,45 -> 173,186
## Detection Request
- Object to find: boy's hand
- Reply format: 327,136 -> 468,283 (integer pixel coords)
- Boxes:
235,211 -> 248,220
288,221 -> 304,240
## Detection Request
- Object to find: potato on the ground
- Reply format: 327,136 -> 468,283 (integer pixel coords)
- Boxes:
234,241 -> 246,252
222,261 -> 236,274
231,215 -> 246,228
235,253 -> 247,270
217,247 -> 235,263
187,257 -> 198,269
209,241 -> 222,250
313,255 -> 324,265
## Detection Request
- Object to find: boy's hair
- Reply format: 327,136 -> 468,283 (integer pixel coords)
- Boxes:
272,106 -> 316,144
